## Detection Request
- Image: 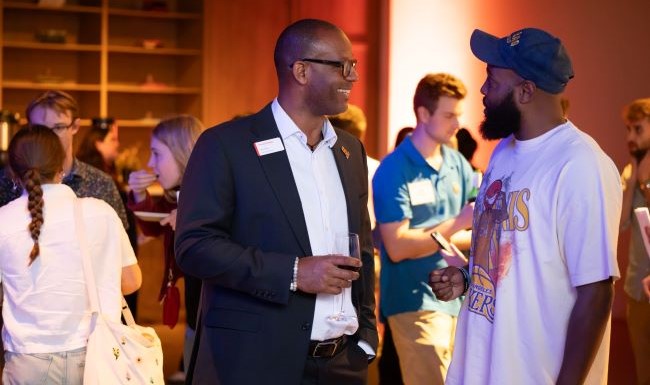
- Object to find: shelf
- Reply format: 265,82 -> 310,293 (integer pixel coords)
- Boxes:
3,41 -> 102,52
108,8 -> 201,20
107,84 -> 201,94
117,118 -> 161,128
2,80 -> 101,91
108,45 -> 200,56
2,2 -> 101,14
1,0 -> 203,125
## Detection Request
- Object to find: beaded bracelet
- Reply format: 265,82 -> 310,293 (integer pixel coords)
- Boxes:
455,266 -> 470,295
290,257 -> 299,292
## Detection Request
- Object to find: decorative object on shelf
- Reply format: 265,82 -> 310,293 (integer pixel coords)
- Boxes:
37,0 -> 66,7
141,74 -> 167,90
35,68 -> 64,83
1,0 -> 202,137
35,29 -> 67,44
140,39 -> 163,49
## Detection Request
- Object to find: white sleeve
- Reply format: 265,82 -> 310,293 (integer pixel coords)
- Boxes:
557,148 -> 622,286
116,217 -> 137,267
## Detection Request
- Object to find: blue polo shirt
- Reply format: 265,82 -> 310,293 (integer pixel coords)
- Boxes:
373,137 -> 473,318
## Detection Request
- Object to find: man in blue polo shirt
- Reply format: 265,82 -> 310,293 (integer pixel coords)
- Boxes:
372,73 -> 474,385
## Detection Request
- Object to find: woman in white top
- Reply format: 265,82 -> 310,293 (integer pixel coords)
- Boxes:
0,125 -> 142,385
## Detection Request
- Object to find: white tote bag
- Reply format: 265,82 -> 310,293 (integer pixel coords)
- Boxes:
74,201 -> 164,384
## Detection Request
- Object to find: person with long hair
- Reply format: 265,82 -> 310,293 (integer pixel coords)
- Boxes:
76,118 -> 120,176
127,114 -> 205,382
0,125 -> 141,384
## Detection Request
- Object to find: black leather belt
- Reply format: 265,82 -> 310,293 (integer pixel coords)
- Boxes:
308,335 -> 348,358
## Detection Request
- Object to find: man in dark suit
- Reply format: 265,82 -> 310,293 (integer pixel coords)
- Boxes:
175,19 -> 378,385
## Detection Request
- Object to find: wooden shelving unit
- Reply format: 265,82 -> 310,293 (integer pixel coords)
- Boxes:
0,0 -> 204,128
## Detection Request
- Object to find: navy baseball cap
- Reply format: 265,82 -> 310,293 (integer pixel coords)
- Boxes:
470,28 -> 574,94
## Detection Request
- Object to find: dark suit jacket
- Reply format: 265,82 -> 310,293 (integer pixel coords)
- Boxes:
175,103 -> 378,385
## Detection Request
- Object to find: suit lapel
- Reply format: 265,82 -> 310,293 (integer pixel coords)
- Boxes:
250,105 -> 312,256
332,131 -> 365,311
331,133 -> 360,235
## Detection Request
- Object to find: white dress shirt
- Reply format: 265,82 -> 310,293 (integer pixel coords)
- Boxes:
271,99 -> 359,341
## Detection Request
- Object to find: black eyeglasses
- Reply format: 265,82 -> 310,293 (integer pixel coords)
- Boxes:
49,120 -> 77,133
295,58 -> 358,78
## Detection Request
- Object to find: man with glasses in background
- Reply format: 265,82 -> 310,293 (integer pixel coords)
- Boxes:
175,19 -> 377,385
0,90 -> 127,228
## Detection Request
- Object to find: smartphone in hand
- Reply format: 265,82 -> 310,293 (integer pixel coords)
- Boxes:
431,231 -> 453,254
431,231 -> 469,267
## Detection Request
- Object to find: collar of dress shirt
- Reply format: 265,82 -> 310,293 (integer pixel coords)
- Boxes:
271,98 -> 338,149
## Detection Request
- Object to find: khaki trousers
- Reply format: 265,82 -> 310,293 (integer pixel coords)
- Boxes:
627,295 -> 650,385
388,310 -> 456,385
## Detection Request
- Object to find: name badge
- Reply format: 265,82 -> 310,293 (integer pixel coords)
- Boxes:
407,180 -> 436,205
254,137 -> 285,156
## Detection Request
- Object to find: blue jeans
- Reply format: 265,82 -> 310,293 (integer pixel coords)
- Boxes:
3,347 -> 86,385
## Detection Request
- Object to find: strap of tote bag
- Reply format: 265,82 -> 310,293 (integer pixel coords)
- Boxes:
73,199 -> 135,325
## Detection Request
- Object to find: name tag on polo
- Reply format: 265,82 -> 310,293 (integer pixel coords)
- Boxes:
407,180 -> 436,205
254,137 -> 285,156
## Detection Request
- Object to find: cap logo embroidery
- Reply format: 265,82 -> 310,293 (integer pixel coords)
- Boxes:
507,31 -> 522,46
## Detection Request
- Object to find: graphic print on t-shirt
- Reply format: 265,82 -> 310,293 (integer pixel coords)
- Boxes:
469,173 -> 530,322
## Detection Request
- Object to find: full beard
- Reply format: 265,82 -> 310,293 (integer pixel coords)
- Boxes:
479,91 -> 521,140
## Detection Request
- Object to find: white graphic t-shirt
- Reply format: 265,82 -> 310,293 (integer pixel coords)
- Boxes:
446,121 -> 621,385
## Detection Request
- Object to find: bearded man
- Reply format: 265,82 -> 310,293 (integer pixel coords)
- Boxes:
429,27 -> 622,385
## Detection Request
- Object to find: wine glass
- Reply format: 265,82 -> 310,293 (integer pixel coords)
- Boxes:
328,232 -> 360,322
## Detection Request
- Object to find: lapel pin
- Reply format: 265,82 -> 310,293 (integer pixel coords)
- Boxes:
341,146 -> 350,159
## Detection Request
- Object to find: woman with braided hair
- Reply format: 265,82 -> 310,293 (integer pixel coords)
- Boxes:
0,125 -> 142,384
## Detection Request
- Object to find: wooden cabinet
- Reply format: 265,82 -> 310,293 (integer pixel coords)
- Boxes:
0,0 -> 203,128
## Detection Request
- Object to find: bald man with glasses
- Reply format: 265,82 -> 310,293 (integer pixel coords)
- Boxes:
175,19 -> 377,385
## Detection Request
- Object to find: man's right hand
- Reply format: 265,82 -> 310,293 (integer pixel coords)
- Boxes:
429,267 -> 466,301
297,255 -> 361,294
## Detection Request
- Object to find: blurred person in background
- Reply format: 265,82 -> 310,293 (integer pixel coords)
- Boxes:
619,97 -> 650,385
0,91 -> 127,229
127,115 -> 205,384
372,73 -> 474,385
77,117 -> 141,318
329,104 -> 379,227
